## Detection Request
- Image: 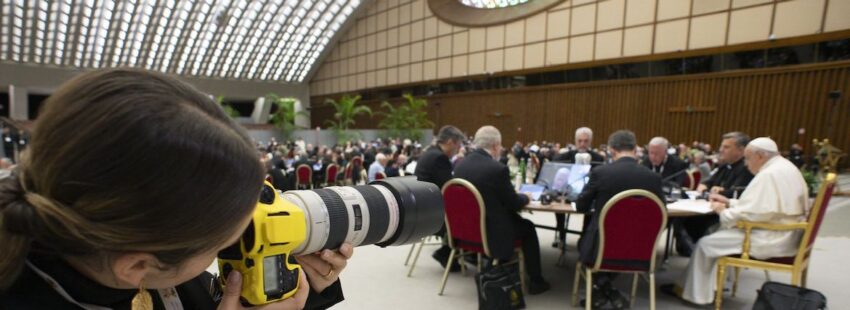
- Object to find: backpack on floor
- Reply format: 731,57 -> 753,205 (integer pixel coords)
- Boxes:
752,281 -> 826,310
475,263 -> 525,310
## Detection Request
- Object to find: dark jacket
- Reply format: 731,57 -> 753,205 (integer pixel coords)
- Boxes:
414,145 -> 454,189
701,158 -> 754,198
575,156 -> 665,263
554,150 -> 605,166
1,255 -> 343,310
641,155 -> 689,186
453,148 -> 529,260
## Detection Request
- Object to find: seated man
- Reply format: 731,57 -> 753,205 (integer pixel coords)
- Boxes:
666,137 -> 809,305
575,130 -> 665,309
552,127 -> 605,247
677,132 -> 755,256
367,153 -> 388,182
454,126 -> 550,295
415,125 -> 466,271
385,154 -> 407,177
642,136 -> 688,187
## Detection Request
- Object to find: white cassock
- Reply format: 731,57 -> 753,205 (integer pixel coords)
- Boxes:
680,156 -> 809,304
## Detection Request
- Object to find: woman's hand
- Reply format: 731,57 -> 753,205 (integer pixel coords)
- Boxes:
218,270 -> 309,310
296,243 -> 354,293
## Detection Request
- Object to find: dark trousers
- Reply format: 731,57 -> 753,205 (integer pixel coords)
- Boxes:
556,214 -> 567,242
512,218 -> 544,283
673,214 -> 719,247
555,213 -> 591,242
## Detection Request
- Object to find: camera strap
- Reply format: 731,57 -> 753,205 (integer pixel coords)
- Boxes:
26,261 -> 185,310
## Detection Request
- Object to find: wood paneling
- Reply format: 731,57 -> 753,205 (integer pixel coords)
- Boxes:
311,61 -> 850,158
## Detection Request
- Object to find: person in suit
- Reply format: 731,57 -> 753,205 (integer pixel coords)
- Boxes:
642,136 -> 689,187
673,132 -> 755,257
575,130 -> 665,308
384,154 -> 407,177
415,125 -> 466,271
554,127 -> 605,164
454,126 -> 551,295
552,127 -> 605,248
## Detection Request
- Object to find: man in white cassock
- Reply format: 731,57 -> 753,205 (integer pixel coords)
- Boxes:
666,137 -> 809,305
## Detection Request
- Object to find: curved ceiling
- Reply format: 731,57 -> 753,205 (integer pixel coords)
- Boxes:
0,0 -> 363,83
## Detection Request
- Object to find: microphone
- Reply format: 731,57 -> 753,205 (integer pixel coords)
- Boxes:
659,168 -> 690,200
661,167 -> 690,183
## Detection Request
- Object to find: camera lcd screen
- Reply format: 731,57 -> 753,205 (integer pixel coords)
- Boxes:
263,255 -> 283,294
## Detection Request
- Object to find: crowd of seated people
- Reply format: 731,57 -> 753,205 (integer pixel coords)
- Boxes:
257,137 -> 428,190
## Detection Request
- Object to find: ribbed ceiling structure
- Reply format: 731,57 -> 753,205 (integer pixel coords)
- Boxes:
0,0 -> 361,82
459,0 -> 529,9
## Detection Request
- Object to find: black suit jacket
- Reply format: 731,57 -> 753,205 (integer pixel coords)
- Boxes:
453,148 -> 530,260
414,145 -> 454,189
575,156 -> 665,263
641,155 -> 689,186
701,158 -> 754,198
554,150 -> 605,165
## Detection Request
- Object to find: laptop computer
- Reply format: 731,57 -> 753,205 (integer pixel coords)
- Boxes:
519,183 -> 546,201
536,162 -> 591,201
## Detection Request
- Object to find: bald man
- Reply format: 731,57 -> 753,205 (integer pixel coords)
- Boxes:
642,136 -> 689,186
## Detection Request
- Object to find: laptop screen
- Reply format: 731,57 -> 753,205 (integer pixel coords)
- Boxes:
537,162 -> 591,199
519,184 -> 546,201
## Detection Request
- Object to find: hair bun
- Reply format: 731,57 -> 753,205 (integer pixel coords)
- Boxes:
0,176 -> 40,236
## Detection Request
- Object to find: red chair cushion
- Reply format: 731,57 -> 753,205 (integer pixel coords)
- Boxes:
443,184 -> 522,257
326,165 -> 338,183
443,184 -> 483,248
296,166 -> 311,184
597,195 -> 664,271
808,182 -> 835,247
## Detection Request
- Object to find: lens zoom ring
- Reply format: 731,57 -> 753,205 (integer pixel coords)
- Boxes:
314,189 -> 348,250
354,185 -> 389,245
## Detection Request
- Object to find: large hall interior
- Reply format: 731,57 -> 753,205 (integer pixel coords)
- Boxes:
1,0 -> 850,309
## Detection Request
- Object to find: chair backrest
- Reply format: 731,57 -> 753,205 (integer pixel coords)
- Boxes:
441,178 -> 490,257
343,163 -> 353,179
375,171 -> 386,180
351,156 -> 363,168
296,164 -> 312,185
796,173 -> 837,263
351,156 -> 363,182
683,170 -> 695,190
595,189 -> 667,272
692,170 -> 702,186
325,164 -> 338,184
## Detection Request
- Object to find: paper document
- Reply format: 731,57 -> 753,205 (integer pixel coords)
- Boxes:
667,200 -> 713,214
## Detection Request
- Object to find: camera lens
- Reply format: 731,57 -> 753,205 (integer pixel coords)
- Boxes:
284,177 -> 443,255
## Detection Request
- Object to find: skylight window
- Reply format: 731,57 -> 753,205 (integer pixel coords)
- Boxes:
0,0 -> 361,82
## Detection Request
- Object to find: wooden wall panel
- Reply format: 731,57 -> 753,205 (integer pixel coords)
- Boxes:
312,61 -> 850,158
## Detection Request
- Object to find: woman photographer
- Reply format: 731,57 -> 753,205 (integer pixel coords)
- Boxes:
0,69 -> 352,309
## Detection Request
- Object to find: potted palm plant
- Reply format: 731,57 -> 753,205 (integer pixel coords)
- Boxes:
265,93 -> 307,139
378,93 -> 434,141
324,94 -> 372,143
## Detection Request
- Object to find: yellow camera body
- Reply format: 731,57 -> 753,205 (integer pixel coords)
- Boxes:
218,182 -> 306,306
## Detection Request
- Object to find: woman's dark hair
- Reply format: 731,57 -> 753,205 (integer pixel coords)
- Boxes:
0,69 -> 265,289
